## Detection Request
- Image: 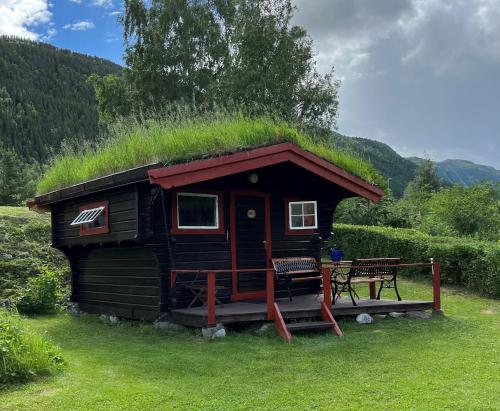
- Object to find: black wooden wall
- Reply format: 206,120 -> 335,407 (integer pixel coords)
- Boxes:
70,245 -> 161,320
52,187 -> 138,247
52,161 -> 351,318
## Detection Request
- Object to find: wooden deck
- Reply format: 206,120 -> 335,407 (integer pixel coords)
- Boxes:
170,294 -> 434,327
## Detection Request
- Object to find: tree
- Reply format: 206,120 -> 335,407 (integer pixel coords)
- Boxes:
334,196 -> 397,227
88,75 -> 133,124
0,146 -> 22,205
94,0 -> 340,129
404,159 -> 441,200
419,182 -> 500,240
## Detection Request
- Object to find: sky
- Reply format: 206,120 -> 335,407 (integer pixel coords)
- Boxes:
1,0 -> 499,168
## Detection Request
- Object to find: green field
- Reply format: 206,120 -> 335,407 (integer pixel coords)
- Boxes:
1,281 -> 499,411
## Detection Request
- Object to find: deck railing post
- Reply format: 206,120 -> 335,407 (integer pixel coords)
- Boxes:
207,271 -> 216,326
432,260 -> 442,314
266,269 -> 275,320
369,276 -> 376,300
321,267 -> 332,307
170,270 -> 176,288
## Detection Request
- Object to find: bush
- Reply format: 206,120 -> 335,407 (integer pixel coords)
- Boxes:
330,224 -> 500,298
0,309 -> 63,386
16,267 -> 67,315
0,209 -> 69,302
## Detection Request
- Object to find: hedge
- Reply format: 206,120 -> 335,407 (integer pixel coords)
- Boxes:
330,224 -> 500,298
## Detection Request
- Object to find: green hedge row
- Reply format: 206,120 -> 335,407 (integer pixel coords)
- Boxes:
329,224 -> 500,298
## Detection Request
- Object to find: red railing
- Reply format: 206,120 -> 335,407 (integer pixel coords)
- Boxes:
322,260 -> 442,313
171,260 -> 442,326
170,268 -> 275,326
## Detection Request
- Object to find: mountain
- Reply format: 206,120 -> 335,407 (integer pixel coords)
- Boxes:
1,37 -> 496,200
408,157 -> 500,186
0,37 -> 122,163
332,133 -> 418,197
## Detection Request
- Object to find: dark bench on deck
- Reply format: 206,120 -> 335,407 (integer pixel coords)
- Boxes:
272,257 -> 322,301
332,258 -> 402,306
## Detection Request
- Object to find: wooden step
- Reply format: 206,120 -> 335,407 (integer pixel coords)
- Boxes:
286,321 -> 333,331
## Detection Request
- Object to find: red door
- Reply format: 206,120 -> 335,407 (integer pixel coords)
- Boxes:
230,191 -> 271,301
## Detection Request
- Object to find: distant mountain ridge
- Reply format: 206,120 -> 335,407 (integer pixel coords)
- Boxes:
408,157 -> 500,186
332,133 -> 418,197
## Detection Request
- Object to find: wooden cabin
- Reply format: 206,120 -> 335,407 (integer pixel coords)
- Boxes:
31,142 -> 398,326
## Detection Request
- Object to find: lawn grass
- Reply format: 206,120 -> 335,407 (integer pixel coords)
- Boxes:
1,281 -> 499,410
37,116 -> 384,194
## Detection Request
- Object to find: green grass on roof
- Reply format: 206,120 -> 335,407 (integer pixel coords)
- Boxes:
37,117 -> 385,194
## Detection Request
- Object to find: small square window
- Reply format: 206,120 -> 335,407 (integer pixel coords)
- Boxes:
286,200 -> 317,233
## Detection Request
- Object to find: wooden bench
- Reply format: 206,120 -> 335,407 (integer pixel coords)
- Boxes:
332,258 -> 402,306
272,257 -> 322,301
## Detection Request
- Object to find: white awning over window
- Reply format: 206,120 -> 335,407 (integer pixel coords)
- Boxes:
70,206 -> 105,226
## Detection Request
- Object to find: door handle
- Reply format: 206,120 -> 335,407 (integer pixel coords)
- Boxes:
262,240 -> 267,245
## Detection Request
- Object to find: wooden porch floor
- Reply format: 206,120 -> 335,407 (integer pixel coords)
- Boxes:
170,294 -> 434,327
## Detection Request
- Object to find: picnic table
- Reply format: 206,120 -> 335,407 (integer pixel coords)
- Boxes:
330,258 -> 402,306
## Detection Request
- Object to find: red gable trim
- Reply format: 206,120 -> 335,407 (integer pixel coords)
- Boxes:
148,143 -> 384,201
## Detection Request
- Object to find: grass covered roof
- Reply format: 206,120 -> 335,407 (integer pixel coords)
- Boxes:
37,117 -> 385,194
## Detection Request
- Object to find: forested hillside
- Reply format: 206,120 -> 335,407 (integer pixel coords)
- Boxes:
0,37 -> 121,163
409,157 -> 500,186
332,133 -> 418,197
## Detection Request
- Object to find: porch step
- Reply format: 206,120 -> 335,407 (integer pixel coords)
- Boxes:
286,320 -> 333,331
272,301 -> 343,342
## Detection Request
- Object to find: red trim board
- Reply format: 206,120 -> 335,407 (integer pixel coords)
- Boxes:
148,143 -> 384,201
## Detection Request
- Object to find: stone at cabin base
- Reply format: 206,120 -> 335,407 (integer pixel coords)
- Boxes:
389,312 -> 405,318
356,313 -> 373,324
202,323 -> 226,338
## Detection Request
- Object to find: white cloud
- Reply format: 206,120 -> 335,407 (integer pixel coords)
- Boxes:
0,0 -> 52,40
91,0 -> 113,8
68,0 -> 81,3
108,10 -> 121,16
398,0 -> 500,75
293,0 -> 412,79
63,20 -> 95,31
41,22 -> 57,40
294,0 -> 500,78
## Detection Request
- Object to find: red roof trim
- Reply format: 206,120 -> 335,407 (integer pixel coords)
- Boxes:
148,143 -> 384,201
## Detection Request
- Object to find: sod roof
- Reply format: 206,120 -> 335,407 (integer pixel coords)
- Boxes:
36,117 -> 385,195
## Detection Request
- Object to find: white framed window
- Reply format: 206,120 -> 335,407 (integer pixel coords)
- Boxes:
288,200 -> 317,230
177,192 -> 220,229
